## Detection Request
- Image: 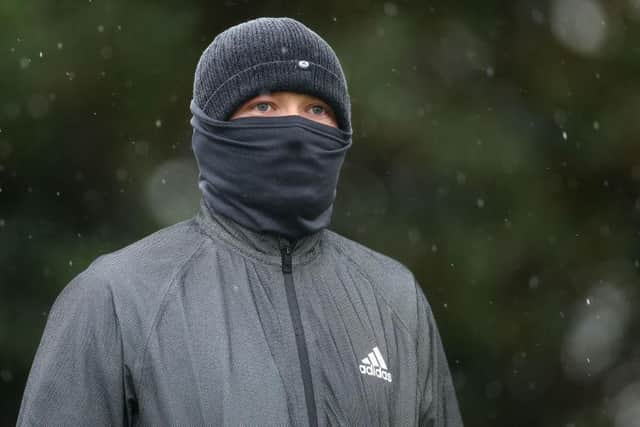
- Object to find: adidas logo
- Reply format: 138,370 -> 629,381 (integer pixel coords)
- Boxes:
359,346 -> 392,383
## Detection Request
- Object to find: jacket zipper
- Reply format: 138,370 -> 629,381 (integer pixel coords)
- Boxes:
279,239 -> 318,427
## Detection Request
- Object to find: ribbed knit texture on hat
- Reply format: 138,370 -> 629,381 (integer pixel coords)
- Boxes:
193,17 -> 352,132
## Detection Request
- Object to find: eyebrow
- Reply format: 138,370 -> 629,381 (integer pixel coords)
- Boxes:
247,95 -> 332,107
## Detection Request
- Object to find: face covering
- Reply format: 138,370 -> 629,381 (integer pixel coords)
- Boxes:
190,99 -> 353,241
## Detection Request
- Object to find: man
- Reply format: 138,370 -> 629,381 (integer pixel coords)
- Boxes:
17,17 -> 463,426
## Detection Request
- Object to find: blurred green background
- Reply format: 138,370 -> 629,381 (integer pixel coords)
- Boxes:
2,0 -> 640,426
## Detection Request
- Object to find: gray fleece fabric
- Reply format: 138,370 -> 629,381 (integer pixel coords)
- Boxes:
17,198 -> 463,426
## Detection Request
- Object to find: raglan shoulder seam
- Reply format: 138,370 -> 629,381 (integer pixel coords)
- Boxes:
131,232 -> 208,391
326,236 -> 415,336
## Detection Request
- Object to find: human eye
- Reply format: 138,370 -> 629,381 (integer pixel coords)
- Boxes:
309,104 -> 328,115
252,102 -> 273,113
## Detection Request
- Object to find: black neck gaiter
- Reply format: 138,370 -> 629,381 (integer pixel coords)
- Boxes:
190,100 -> 353,241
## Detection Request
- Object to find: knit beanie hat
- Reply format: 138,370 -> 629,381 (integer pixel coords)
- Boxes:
192,17 -> 352,132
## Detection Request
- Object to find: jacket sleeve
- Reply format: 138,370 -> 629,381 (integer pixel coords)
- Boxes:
415,279 -> 464,427
16,267 -> 128,427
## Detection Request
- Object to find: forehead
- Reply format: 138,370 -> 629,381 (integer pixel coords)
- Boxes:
254,90 -> 329,103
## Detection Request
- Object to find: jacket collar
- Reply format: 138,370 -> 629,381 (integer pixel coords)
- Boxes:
194,197 -> 324,267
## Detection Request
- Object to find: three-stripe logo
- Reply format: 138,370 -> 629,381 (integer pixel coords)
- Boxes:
359,346 -> 392,383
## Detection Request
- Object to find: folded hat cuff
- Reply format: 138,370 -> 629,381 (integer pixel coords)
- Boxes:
200,59 -> 352,133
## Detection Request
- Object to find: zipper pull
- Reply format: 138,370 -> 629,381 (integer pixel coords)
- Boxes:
280,241 -> 292,274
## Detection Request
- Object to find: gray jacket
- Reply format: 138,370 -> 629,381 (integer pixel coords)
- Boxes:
17,198 -> 463,426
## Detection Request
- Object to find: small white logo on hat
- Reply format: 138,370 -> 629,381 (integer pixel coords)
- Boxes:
298,60 -> 310,69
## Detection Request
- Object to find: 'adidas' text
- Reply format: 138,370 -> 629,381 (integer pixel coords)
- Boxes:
359,346 -> 392,383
